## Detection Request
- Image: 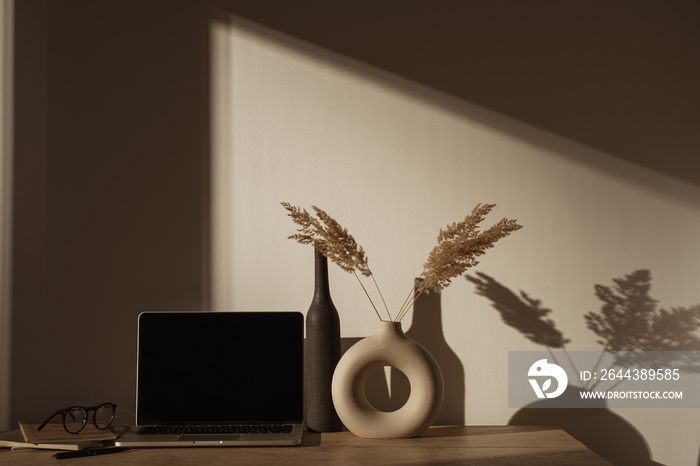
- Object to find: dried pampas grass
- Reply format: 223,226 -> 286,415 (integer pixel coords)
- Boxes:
282,202 -> 522,322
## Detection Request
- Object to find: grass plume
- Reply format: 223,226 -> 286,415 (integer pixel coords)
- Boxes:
282,202 -> 522,322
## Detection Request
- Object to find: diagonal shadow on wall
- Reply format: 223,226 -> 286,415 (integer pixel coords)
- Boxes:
211,0 -> 700,187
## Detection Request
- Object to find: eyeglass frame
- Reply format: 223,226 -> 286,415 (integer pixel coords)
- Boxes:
37,402 -> 117,434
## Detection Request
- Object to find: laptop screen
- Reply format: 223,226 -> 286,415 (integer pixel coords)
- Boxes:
136,312 -> 303,425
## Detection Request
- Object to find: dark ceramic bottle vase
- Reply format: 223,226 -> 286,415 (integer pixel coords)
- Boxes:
305,248 -> 343,432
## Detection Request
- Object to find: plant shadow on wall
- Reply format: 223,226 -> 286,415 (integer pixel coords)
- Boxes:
466,269 -> 700,466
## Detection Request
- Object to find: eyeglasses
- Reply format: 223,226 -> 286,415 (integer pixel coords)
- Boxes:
37,402 -> 117,434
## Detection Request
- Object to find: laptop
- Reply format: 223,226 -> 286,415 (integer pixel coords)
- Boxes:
116,311 -> 304,447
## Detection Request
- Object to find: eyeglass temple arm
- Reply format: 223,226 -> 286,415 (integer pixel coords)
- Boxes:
37,411 -> 62,431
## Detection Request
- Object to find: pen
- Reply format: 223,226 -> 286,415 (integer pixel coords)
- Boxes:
52,447 -> 131,460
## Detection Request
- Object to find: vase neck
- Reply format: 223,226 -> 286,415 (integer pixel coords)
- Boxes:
313,248 -> 332,301
376,320 -> 404,336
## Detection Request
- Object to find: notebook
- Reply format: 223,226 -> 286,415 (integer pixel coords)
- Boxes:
115,311 -> 304,447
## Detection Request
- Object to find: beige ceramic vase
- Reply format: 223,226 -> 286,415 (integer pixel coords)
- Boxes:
331,321 -> 444,438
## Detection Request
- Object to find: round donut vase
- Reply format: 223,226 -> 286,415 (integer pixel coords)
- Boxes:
331,321 -> 444,438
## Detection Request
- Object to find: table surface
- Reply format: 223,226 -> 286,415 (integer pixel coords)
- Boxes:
0,425 -> 611,465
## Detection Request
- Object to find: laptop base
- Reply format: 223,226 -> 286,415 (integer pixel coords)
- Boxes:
115,424 -> 304,447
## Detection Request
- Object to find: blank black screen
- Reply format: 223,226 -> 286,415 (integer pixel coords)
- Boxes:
137,312 -> 303,425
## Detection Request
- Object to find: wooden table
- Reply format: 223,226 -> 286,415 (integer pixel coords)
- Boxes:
0,425 -> 611,465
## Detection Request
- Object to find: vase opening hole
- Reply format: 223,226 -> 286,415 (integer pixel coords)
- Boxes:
364,366 -> 411,412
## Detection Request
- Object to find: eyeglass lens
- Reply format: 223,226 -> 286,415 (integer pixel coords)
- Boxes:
63,407 -> 87,434
94,403 -> 115,429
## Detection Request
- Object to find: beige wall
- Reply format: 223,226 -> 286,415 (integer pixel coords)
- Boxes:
211,16 -> 700,466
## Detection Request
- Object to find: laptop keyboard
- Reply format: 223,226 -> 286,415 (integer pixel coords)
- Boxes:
137,425 -> 294,435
